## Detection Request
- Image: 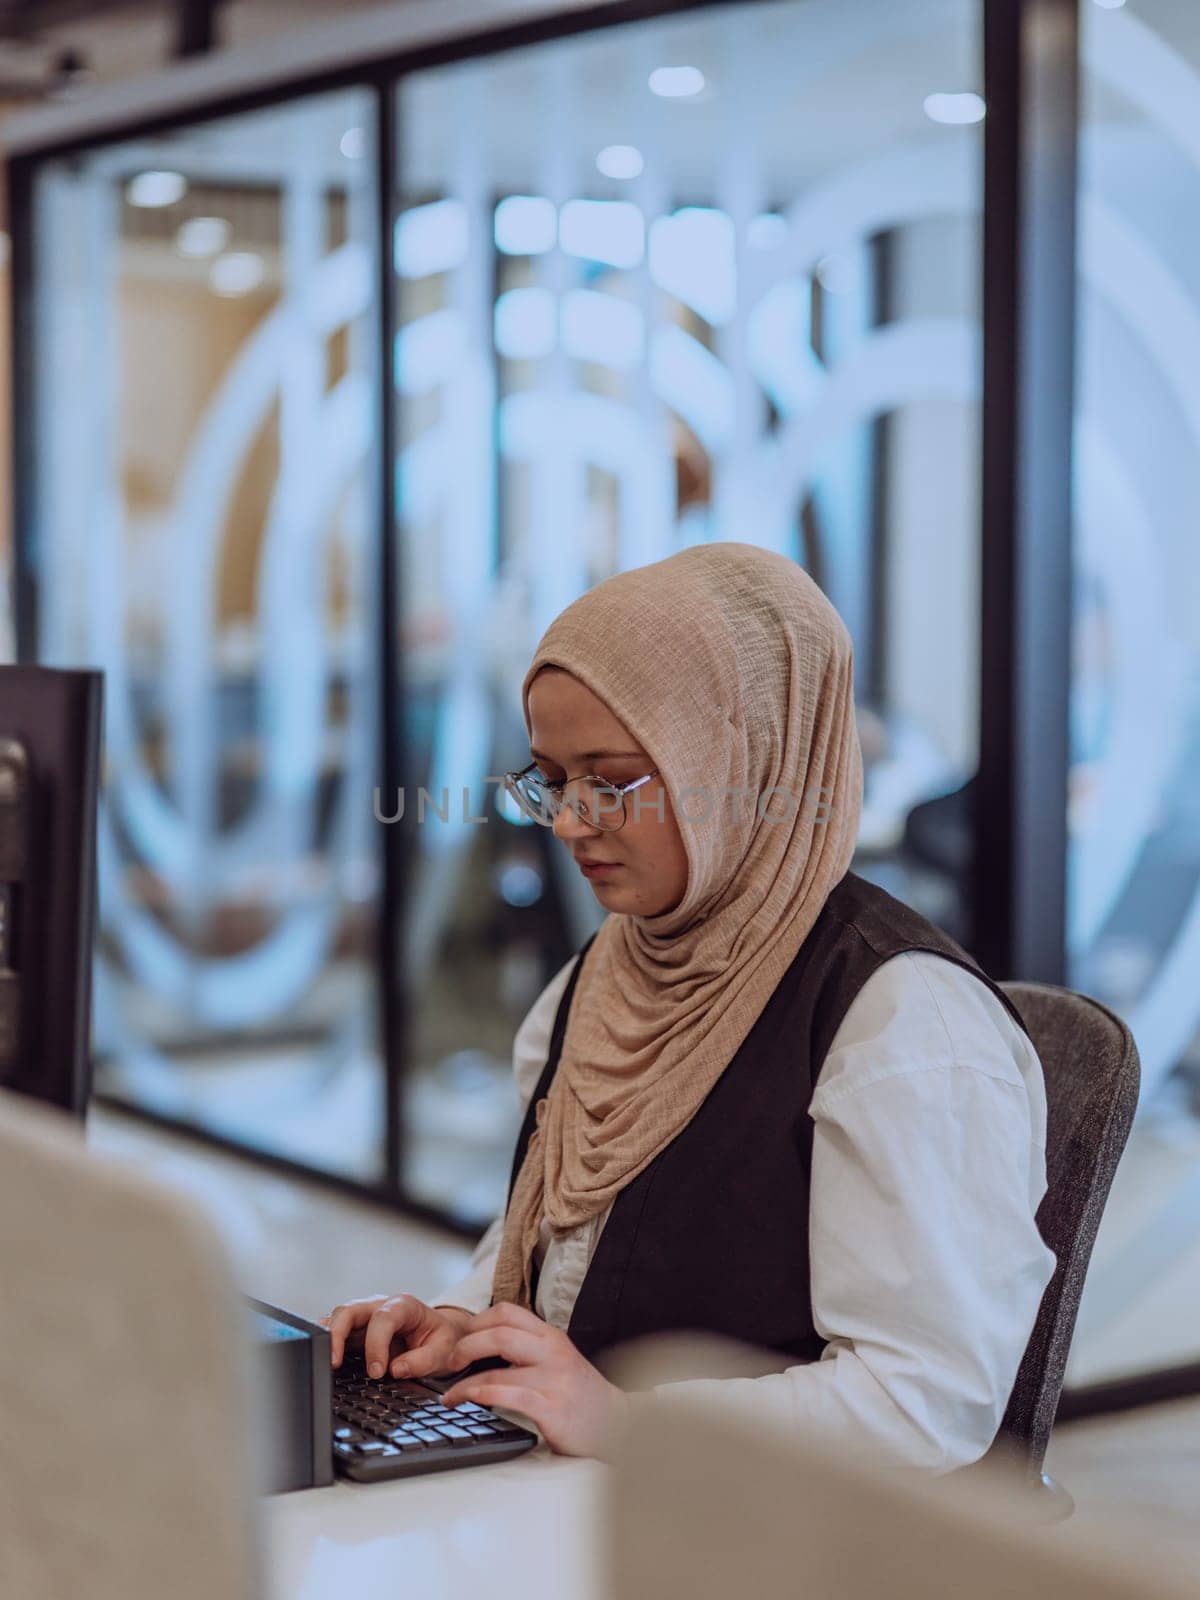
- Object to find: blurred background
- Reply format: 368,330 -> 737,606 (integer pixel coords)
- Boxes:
1,0 -> 1198,1410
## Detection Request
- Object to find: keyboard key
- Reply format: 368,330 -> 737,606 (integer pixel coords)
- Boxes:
333,1426 -> 362,1442
434,1425 -> 474,1444
413,1428 -> 443,1443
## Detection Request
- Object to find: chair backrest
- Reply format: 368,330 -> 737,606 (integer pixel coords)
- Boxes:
993,982 -> 1140,1476
606,1377 -> 1196,1600
0,1089 -> 262,1600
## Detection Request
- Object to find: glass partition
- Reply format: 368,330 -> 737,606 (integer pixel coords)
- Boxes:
30,88 -> 386,1181
392,0 -> 985,1222
1065,0 -> 1200,1388
11,0 -> 1024,1238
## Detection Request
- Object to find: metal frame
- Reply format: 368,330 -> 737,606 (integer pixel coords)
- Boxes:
973,0 -> 1078,985
376,75 -> 406,1215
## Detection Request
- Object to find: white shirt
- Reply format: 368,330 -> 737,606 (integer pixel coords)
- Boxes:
434,948 -> 1057,1475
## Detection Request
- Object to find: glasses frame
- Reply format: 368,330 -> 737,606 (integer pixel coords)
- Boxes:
502,760 -> 661,832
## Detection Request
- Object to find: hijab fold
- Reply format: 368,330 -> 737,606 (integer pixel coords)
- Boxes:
491,542 -> 863,1310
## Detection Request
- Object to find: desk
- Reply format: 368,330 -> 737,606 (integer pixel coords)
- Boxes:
265,1445 -> 607,1600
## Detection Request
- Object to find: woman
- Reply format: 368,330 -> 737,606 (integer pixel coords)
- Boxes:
324,542 -> 1055,1472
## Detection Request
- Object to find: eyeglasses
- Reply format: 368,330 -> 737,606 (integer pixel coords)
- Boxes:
502,761 -> 660,832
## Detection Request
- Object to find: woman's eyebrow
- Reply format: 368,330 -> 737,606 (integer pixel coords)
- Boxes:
529,746 -> 646,763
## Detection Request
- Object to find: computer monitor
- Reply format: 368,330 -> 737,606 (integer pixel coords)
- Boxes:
0,665 -> 102,1117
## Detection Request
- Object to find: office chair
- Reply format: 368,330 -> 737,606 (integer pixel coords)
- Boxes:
601,980 -> 1140,1525
987,982 -> 1141,1513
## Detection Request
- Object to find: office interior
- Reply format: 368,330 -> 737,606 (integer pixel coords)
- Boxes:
2,0 -> 1199,1593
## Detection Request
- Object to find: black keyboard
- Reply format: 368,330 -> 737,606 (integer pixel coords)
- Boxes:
330,1355 -> 538,1481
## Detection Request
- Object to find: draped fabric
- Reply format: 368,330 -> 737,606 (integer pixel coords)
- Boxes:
491,542 -> 863,1310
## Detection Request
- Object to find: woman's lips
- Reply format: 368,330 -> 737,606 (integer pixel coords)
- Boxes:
577,860 -> 621,878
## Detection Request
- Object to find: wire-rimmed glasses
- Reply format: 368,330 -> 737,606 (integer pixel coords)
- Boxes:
502,762 -> 660,831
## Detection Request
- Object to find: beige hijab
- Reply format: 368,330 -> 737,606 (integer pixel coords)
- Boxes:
491,541 -> 863,1310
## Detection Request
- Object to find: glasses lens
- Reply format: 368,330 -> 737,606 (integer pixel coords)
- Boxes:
507,771 -> 556,825
568,777 -> 624,831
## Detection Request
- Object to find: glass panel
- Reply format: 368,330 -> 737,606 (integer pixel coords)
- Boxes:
393,0 -> 983,1224
32,89 -> 385,1181
1067,0 -> 1200,1385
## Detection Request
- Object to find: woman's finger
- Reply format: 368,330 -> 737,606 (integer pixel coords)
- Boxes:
326,1304 -> 355,1367
362,1296 -> 423,1377
392,1331 -> 454,1380
440,1377 -> 549,1427
446,1324 -> 547,1371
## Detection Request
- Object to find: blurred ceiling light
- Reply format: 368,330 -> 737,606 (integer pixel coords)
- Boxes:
394,198 -> 468,278
395,308 -> 467,396
748,212 -> 788,251
1092,0 -> 1126,8
649,207 -> 736,325
923,91 -> 985,125
494,287 -> 556,361
495,861 -> 543,907
596,144 -> 644,180
209,251 -> 265,297
562,290 -> 643,370
175,216 -> 231,258
560,199 -> 645,270
127,170 -> 187,208
815,252 -> 855,294
340,126 -> 366,159
495,195 -> 557,256
648,65 -> 705,98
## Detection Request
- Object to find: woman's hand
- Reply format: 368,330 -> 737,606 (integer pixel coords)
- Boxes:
440,1302 -> 631,1459
319,1294 -> 474,1379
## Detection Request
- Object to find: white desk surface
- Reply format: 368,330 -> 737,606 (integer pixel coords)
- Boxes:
265,1447 -> 607,1600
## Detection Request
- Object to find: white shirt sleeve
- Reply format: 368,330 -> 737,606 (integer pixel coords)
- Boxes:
432,955 -> 580,1316
627,949 -> 1057,1475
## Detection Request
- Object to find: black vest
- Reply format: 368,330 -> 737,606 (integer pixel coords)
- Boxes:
500,870 -> 1033,1365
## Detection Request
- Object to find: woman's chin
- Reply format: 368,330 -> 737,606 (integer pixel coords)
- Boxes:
587,875 -> 643,909
588,877 -> 669,915
588,877 -> 626,900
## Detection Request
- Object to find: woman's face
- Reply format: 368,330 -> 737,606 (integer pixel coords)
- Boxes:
526,668 -> 689,916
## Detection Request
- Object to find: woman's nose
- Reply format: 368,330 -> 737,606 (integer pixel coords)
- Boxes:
552,797 -> 599,842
